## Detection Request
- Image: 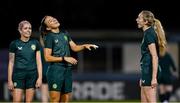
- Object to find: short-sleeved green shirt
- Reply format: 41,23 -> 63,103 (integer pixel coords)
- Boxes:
140,27 -> 159,86
44,31 -> 72,66
140,27 -> 159,64
159,52 -> 176,75
9,38 -> 40,70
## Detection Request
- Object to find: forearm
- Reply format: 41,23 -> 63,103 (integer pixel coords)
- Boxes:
71,44 -> 85,52
45,55 -> 64,62
37,62 -> 42,79
36,51 -> 43,79
8,62 -> 14,81
152,56 -> 158,79
8,53 -> 14,82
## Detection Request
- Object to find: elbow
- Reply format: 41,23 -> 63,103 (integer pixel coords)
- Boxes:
44,56 -> 51,62
152,55 -> 158,62
155,56 -> 158,61
71,45 -> 80,52
71,48 -> 78,52
72,49 -> 78,52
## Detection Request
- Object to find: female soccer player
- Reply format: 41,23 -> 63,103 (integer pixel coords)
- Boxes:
136,10 -> 167,102
8,20 -> 42,102
39,15 -> 98,102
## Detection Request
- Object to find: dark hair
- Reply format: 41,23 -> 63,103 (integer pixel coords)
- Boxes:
39,16 -> 48,37
39,16 -> 50,46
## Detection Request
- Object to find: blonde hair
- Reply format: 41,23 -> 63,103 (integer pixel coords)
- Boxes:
154,19 -> 167,56
18,20 -> 31,31
141,10 -> 167,56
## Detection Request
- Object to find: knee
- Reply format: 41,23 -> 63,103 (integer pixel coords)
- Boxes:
50,95 -> 60,102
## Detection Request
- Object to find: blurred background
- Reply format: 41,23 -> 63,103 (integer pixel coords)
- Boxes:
0,0 -> 180,102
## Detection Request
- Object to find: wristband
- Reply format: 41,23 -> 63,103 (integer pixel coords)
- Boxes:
62,56 -> 64,61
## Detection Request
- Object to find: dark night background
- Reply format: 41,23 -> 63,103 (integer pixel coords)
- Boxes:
0,0 -> 180,101
0,0 -> 180,48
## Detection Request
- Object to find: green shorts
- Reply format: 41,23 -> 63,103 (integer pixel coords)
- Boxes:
47,65 -> 72,93
158,73 -> 173,85
12,69 -> 38,89
141,64 -> 161,86
42,73 -> 48,84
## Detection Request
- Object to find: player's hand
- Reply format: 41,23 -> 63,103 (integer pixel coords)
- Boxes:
8,80 -> 14,91
84,44 -> 98,51
64,57 -> 78,65
36,78 -> 42,88
151,78 -> 157,88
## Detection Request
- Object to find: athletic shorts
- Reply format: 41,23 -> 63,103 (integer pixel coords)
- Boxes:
141,64 -> 161,86
47,65 -> 72,93
12,69 -> 38,89
42,74 -> 47,84
158,73 -> 173,85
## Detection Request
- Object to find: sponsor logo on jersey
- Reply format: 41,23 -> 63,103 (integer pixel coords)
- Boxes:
55,39 -> 58,43
18,47 -> 22,50
142,80 -> 145,83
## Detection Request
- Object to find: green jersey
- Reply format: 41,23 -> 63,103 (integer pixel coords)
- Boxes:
159,52 -> 176,75
140,27 -> 160,86
44,31 -> 72,66
9,38 -> 40,70
140,27 -> 159,68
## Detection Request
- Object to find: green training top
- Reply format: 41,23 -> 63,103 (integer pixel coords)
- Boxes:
159,52 -> 176,75
140,26 -> 159,67
44,31 -> 72,66
9,38 -> 40,70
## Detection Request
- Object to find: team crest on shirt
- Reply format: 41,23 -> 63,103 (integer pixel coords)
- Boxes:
31,44 -> 36,50
52,83 -> 57,89
14,82 -> 17,87
64,36 -> 68,41
55,39 -> 58,43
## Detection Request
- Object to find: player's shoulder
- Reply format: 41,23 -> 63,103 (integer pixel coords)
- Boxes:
10,39 -> 19,45
29,38 -> 38,42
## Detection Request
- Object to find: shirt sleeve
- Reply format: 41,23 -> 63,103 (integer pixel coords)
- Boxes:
35,40 -> 41,51
9,41 -> 16,53
145,32 -> 156,45
44,34 -> 53,49
67,34 -> 72,42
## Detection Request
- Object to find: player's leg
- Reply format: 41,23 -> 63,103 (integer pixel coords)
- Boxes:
141,87 -> 148,103
164,85 -> 173,102
60,67 -> 72,103
13,88 -> 24,102
25,88 -> 35,102
41,83 -> 49,103
144,86 -> 157,103
12,70 -> 26,102
25,69 -> 37,102
60,93 -> 72,103
47,65 -> 64,102
159,84 -> 166,102
49,91 -> 61,102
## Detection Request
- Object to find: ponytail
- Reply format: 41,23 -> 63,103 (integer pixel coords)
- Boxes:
154,19 -> 167,56
39,16 -> 49,47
